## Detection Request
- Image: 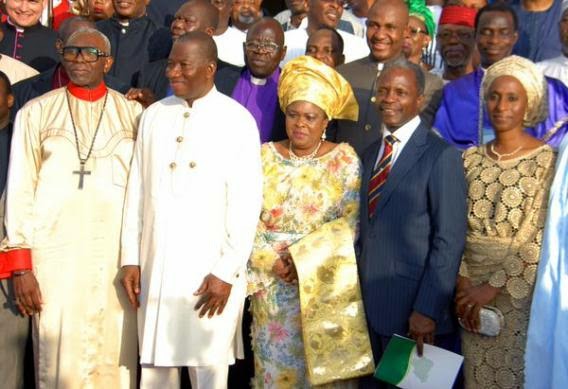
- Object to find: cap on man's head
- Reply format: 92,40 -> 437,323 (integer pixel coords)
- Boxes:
439,5 -> 477,29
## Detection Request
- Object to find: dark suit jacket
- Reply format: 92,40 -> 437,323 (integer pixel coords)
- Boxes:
0,22 -> 58,72
358,121 -> 467,337
332,56 -> 444,156
215,65 -> 287,142
11,66 -> 130,121
97,16 -> 169,86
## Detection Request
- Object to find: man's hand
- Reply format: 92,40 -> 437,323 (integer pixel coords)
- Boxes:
125,88 -> 156,108
272,253 -> 297,283
121,265 -> 141,309
13,272 -> 42,316
408,311 -> 436,357
194,274 -> 232,318
455,281 -> 500,332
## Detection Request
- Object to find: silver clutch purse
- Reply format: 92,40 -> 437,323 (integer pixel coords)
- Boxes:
459,305 -> 504,337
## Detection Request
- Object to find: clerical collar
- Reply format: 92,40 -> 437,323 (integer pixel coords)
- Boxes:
7,17 -> 25,33
251,76 -> 267,86
67,82 -> 108,102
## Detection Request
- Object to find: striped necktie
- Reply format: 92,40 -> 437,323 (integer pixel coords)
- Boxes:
368,134 -> 398,218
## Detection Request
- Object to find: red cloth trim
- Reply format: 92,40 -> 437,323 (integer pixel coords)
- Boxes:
67,81 -> 108,101
439,6 -> 478,29
0,249 -> 32,279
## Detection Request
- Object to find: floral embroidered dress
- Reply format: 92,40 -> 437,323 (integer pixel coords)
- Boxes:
460,145 -> 556,389
247,142 -> 361,388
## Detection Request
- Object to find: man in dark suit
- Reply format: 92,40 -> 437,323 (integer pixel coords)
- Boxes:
216,17 -> 287,143
97,0 -> 168,86
332,0 -> 443,156
130,0 -> 219,106
358,58 -> 467,388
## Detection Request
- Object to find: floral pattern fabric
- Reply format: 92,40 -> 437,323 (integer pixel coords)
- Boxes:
248,142 -> 361,388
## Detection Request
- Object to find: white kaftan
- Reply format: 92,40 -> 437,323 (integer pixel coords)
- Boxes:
121,87 -> 263,367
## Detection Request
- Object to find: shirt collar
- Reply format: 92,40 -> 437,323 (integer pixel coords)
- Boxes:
174,85 -> 217,109
67,81 -> 108,102
250,76 -> 267,86
383,115 -> 421,144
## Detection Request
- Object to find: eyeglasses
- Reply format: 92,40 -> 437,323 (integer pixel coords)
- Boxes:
61,46 -> 110,63
409,27 -> 428,39
245,41 -> 280,53
437,30 -> 474,42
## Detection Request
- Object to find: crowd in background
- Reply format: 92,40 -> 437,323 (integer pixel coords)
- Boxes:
0,0 -> 568,388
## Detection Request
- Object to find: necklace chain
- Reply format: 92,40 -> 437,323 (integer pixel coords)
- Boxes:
288,140 -> 322,162
66,88 -> 108,166
490,143 -> 523,161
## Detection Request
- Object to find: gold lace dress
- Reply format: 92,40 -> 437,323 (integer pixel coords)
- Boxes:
460,145 -> 556,389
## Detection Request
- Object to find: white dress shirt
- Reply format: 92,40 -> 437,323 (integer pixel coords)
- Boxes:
374,115 -> 421,169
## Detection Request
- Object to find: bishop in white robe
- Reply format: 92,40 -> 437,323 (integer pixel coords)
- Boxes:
1,29 -> 142,389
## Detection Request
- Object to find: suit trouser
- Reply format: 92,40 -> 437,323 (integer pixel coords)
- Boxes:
140,364 -> 229,389
0,278 -> 29,389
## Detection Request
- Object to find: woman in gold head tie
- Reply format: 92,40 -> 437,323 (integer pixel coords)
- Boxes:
247,55 -> 370,388
456,55 -> 557,389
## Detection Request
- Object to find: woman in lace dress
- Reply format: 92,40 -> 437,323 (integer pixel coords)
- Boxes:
456,56 -> 557,388
247,56 -> 362,388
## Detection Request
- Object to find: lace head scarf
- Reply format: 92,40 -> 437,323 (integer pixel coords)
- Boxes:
482,55 -> 548,128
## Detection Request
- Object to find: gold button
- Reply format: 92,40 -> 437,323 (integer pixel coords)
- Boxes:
176,136 -> 184,143
370,96 -> 377,103
183,112 -> 190,118
364,124 -> 372,131
169,162 -> 177,169
189,161 -> 196,168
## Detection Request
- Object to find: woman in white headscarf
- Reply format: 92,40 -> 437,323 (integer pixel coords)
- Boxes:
456,55 -> 557,389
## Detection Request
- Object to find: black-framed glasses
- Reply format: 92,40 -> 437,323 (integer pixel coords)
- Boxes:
245,41 -> 280,53
61,46 -> 110,63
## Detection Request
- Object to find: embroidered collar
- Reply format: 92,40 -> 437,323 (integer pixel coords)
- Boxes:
67,82 -> 108,101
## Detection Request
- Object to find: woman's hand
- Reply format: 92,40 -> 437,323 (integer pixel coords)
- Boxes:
456,280 -> 500,332
272,252 -> 297,283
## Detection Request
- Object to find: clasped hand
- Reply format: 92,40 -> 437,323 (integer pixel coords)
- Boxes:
455,276 -> 500,332
272,251 -> 297,283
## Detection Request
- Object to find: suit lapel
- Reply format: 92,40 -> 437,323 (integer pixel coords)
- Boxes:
360,141 -> 381,228
372,123 -> 429,218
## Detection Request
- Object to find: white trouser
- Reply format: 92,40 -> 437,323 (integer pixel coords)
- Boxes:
140,364 -> 229,389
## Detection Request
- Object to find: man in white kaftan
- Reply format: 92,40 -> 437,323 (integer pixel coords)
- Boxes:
1,29 -> 141,388
121,32 -> 262,389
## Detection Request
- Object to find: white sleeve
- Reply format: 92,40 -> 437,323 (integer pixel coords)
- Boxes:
120,109 -> 148,267
211,112 -> 263,283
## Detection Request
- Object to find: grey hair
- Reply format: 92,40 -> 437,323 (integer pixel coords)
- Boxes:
66,27 -> 112,54
379,57 -> 425,96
